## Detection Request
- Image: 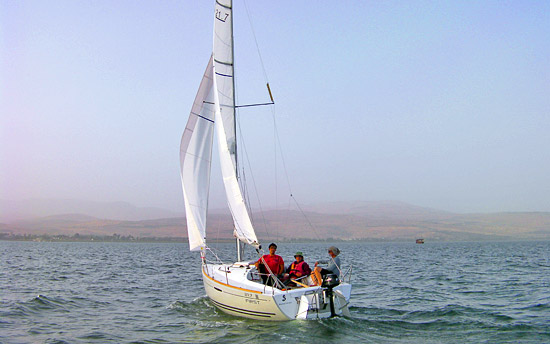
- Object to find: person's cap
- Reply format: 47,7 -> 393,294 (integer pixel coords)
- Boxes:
328,246 -> 340,256
294,251 -> 303,257
268,243 -> 277,249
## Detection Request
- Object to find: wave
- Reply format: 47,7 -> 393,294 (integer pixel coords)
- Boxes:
16,295 -> 71,315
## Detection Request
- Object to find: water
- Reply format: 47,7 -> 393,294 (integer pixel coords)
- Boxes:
1,241 -> 549,343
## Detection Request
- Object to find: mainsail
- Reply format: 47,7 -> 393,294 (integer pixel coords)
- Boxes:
180,56 -> 215,251
213,0 -> 259,247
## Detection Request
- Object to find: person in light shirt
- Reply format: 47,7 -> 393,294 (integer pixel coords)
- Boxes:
312,246 -> 341,286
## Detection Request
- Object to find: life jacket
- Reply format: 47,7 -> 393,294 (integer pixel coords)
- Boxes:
288,260 -> 311,278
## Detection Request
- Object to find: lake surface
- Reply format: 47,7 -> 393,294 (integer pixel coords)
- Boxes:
1,240 -> 549,343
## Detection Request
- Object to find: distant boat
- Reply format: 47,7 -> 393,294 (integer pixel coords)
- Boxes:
179,0 -> 352,320
416,239 -> 425,244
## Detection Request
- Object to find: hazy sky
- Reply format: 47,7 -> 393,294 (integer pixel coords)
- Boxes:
2,1 -> 549,214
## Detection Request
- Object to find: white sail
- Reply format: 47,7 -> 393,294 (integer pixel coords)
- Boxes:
180,56 -> 215,251
213,0 -> 237,168
212,0 -> 259,247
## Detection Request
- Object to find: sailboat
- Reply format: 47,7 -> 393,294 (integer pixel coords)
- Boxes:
179,0 -> 352,320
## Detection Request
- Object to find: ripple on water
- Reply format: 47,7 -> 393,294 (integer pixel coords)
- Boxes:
2,241 -> 550,343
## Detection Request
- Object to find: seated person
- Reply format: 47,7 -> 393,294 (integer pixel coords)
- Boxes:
312,246 -> 341,286
282,251 -> 311,286
254,243 -> 284,286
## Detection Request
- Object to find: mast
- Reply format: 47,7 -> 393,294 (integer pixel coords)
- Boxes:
230,0 -> 237,176
230,0 -> 243,262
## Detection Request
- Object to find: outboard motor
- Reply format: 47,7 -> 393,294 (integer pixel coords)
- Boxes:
321,274 -> 340,317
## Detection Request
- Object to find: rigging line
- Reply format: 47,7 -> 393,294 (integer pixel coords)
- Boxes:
236,119 -> 271,239
269,105 -> 302,241
269,107 -> 323,240
259,255 -> 285,290
291,194 -> 323,241
243,0 -> 269,82
235,102 -> 274,108
329,255 -> 344,277
280,195 -> 292,239
274,108 -> 278,240
241,168 -> 255,226
270,107 -> 293,195
205,246 -> 226,264
215,213 -> 222,252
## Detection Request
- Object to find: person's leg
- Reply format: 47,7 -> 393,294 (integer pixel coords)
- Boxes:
313,267 -> 322,286
259,264 -> 268,284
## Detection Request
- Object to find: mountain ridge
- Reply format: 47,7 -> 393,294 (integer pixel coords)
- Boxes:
1,199 -> 549,241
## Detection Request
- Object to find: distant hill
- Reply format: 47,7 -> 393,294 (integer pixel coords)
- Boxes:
1,200 -> 549,241
1,214 -> 186,238
0,199 -> 182,221
302,200 -> 452,218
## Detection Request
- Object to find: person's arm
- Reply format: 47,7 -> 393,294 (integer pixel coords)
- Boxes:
303,262 -> 312,276
254,256 -> 262,269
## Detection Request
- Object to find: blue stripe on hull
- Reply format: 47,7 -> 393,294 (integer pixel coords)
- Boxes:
210,299 -> 276,318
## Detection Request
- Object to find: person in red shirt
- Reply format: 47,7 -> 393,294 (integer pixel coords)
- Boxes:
255,243 -> 284,286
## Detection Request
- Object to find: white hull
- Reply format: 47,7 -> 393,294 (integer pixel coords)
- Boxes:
202,262 -> 351,321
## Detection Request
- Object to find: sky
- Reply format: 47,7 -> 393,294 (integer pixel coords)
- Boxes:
1,1 -> 549,214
